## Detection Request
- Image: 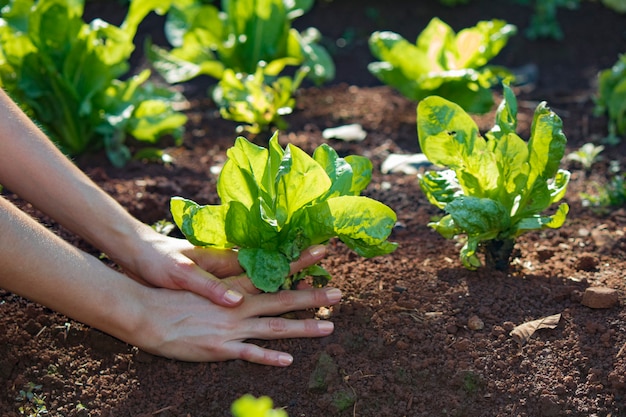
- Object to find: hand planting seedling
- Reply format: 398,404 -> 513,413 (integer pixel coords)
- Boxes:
417,84 -> 570,270
171,133 -> 397,292
368,17 -> 516,114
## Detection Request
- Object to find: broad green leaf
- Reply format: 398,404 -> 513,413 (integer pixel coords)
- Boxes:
225,200 -> 279,249
275,144 -> 330,225
514,203 -> 569,235
238,248 -> 291,293
123,0 -> 171,38
419,169 -> 463,209
549,169 -> 571,202
170,197 -> 231,248
218,137 -> 269,206
344,155 -> 372,195
527,102 -> 567,182
368,31 -> 431,84
488,82 -> 518,139
460,238 -> 482,270
417,96 -> 498,196
415,17 -> 455,72
313,144 -> 355,198
303,196 -> 398,257
492,132 -> 529,206
455,19 -> 517,68
427,214 -> 460,240
369,18 -> 516,114
445,196 -> 509,238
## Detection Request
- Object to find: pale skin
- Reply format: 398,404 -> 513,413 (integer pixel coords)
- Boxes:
0,88 -> 341,366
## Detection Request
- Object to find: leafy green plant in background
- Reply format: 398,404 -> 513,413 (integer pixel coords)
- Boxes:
171,133 -> 397,292
212,62 -> 307,134
582,160 -> 626,210
566,142 -> 604,171
0,0 -> 187,167
511,0 -> 579,40
148,0 -> 334,86
438,0 -> 470,5
418,84 -> 570,271
583,173 -> 626,209
602,0 -> 626,12
231,394 -> 287,417
368,17 -> 516,115
594,53 -> 626,144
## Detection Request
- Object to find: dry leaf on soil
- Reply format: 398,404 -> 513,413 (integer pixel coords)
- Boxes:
510,313 -> 562,347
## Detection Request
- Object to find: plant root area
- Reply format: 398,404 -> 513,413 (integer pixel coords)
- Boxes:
2,1 -> 626,416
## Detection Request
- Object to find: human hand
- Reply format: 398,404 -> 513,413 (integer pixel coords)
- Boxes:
114,225 -> 329,307
131,280 -> 342,365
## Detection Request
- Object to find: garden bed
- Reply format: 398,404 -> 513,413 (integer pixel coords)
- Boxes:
1,1 -> 626,416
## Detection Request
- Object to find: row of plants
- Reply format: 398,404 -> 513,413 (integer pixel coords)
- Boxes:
0,0 -> 622,288
2,0 -> 625,167
2,3 -> 623,415
439,0 -> 626,40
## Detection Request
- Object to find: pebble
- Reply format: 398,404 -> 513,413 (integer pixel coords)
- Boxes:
467,315 -> 484,331
581,287 -> 619,309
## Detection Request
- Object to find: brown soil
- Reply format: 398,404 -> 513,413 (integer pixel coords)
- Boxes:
2,1 -> 626,416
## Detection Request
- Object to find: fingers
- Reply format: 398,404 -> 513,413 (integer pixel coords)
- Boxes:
170,261 -> 244,307
230,343 -> 295,367
230,317 -> 335,366
289,244 -> 327,275
245,287 -> 342,317
184,245 -> 243,278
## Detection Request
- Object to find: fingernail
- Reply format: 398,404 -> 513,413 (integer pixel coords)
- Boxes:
224,289 -> 243,304
318,321 -> 334,334
309,244 -> 326,257
278,354 -> 293,366
325,288 -> 342,304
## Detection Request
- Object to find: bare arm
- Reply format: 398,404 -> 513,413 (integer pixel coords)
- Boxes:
0,195 -> 340,365
0,88 -> 243,306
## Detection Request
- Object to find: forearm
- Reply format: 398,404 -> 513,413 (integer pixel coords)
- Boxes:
0,89 -> 149,264
0,196 -> 143,342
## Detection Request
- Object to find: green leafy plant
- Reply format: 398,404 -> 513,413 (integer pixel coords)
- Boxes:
149,0 -> 334,86
0,0 -> 187,167
231,394 -> 287,417
511,0 -> 579,40
368,17 -> 516,114
582,172 -> 626,209
417,84 -> 570,270
439,0 -> 470,5
212,62 -> 307,134
602,0 -> 626,12
566,142 -> 604,171
15,382 -> 47,417
594,53 -> 626,144
171,133 -> 397,292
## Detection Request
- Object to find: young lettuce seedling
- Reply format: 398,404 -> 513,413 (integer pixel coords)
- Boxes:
418,84 -> 570,270
211,62 -> 307,134
171,133 -> 397,292
368,17 -> 516,114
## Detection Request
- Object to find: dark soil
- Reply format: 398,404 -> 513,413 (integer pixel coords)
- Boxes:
2,1 -> 626,416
